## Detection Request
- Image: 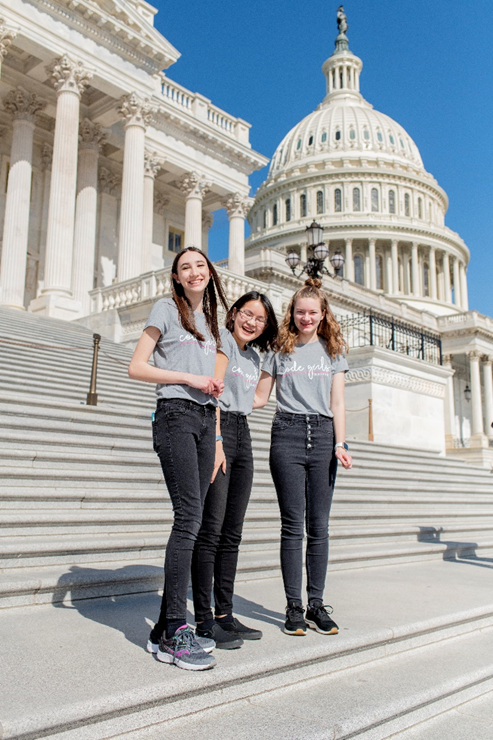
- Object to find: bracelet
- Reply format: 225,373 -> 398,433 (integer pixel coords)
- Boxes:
216,435 -> 223,442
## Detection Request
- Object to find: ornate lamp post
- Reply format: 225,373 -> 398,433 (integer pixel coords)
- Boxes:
285,221 -> 345,279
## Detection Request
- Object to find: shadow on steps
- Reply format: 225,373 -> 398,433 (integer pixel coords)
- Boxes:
418,526 -> 493,568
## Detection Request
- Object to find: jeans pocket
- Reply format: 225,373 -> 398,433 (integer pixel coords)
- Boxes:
152,419 -> 158,452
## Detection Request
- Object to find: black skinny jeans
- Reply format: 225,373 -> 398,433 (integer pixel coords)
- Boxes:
269,412 -> 337,606
152,398 -> 216,627
191,411 -> 254,622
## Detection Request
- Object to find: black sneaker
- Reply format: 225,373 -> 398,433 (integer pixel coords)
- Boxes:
196,621 -> 244,650
284,601 -> 307,635
305,601 -> 339,635
217,616 -> 262,640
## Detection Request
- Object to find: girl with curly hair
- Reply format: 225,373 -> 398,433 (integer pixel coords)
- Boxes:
254,277 -> 352,637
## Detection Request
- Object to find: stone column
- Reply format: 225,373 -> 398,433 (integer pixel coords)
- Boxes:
31,55 -> 92,317
482,356 -> 493,440
385,249 -> 392,293
442,355 -> 457,448
391,239 -> 399,294
1,88 -> 45,309
71,120 -> 106,315
411,242 -> 419,296
153,192 -> 169,263
117,93 -> 155,282
429,246 -> 437,299
344,238 -> 354,281
469,351 -> 485,441
459,262 -> 469,311
142,151 -> 163,274
202,212 -> 214,256
0,19 -> 16,77
179,171 -> 211,251
223,192 -> 250,275
37,144 -> 53,286
443,252 -> 451,304
368,238 -> 376,291
96,167 -> 120,287
452,256 -> 461,307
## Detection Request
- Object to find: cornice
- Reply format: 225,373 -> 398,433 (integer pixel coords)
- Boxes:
345,365 -> 445,398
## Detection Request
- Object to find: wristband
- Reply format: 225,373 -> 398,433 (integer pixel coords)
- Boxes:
216,435 -> 223,442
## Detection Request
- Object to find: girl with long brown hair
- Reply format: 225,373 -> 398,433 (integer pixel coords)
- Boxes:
254,277 -> 352,637
129,247 -> 228,671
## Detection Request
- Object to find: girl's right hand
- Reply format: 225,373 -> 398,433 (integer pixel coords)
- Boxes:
187,375 -> 218,395
211,441 -> 227,483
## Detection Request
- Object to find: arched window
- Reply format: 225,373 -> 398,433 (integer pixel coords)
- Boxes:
296,139 -> 302,150
285,198 -> 291,222
354,255 -> 364,285
263,209 -> 267,229
335,129 -> 341,141
377,131 -> 383,142
363,129 -> 370,140
349,128 -> 356,140
389,189 -> 396,214
273,203 -> 278,226
423,262 -> 430,297
418,197 -> 423,219
376,254 -> 383,290
389,134 -> 395,145
321,131 -> 327,143
317,190 -> 324,214
404,193 -> 410,217
300,194 -> 307,218
371,188 -> 379,212
334,188 -> 342,212
308,135 -> 314,146
353,187 -> 361,211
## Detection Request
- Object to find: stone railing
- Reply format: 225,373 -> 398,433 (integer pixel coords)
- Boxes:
160,78 -> 192,111
207,104 -> 235,134
438,311 -> 493,334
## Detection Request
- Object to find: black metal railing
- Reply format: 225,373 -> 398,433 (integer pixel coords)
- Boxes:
337,310 -> 443,366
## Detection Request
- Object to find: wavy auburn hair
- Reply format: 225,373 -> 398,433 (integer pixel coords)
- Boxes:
225,291 -> 278,353
278,278 -> 348,357
171,247 -> 229,347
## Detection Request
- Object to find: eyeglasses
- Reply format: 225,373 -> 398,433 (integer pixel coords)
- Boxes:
236,308 -> 268,327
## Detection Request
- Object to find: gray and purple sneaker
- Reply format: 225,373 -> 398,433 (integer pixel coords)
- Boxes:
147,631 -> 215,654
157,625 -> 216,671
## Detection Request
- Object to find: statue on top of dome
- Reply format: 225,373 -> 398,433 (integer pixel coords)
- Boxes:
337,5 -> 348,35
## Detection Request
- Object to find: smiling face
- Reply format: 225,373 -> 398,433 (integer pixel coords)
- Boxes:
232,299 -> 268,348
292,296 -> 325,341
173,250 -> 211,301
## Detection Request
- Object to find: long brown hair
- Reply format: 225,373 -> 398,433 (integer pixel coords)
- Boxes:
171,247 -> 229,347
277,278 -> 348,357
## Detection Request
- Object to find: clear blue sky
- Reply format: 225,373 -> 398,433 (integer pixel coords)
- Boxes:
153,0 -> 493,317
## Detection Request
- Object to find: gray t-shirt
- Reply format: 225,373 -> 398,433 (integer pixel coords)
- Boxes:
217,328 -> 260,415
144,297 -> 217,405
262,338 -> 349,417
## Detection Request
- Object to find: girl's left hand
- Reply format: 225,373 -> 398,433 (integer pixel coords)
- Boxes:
211,442 -> 227,482
335,448 -> 352,470
211,379 -> 225,398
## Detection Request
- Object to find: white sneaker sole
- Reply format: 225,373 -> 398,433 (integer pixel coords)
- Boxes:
147,638 -> 215,654
156,649 -> 216,670
306,619 -> 338,635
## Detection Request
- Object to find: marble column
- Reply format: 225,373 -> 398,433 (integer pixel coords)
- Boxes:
429,246 -> 437,300
443,252 -> 451,304
117,93 -> 155,282
153,192 -> 169,262
71,120 -> 106,315
344,238 -> 354,282
0,19 -> 17,77
391,239 -> 399,294
459,262 -> 469,311
411,242 -> 419,296
469,351 -> 484,440
142,152 -> 163,274
223,192 -> 249,275
202,212 -> 214,256
368,238 -> 376,291
452,256 -> 461,308
31,55 -> 92,317
481,356 -> 493,440
97,167 -> 120,287
385,248 -> 392,293
442,354 -> 456,448
179,171 -> 211,251
37,144 -> 53,287
1,87 -> 45,309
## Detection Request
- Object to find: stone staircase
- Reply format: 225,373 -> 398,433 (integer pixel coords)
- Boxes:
1,305 -> 493,740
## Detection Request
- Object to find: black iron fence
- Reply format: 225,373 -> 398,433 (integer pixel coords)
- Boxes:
336,310 -> 443,366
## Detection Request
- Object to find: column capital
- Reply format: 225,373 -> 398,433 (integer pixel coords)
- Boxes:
0,19 -> 17,60
179,171 -> 211,198
442,354 -> 453,366
98,166 -> 120,195
48,54 -> 92,96
41,142 -> 53,171
223,192 -> 250,218
144,150 -> 164,179
118,93 -> 155,129
202,212 -> 214,230
481,355 -> 493,366
468,350 -> 481,361
79,118 -> 106,151
3,86 -> 46,122
154,191 -> 170,214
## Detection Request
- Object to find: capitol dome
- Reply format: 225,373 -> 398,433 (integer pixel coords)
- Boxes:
246,13 -> 470,317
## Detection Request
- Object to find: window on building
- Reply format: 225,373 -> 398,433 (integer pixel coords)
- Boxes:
296,139 -> 302,150
377,131 -> 383,142
285,198 -> 291,222
321,132 -> 327,143
168,227 -> 184,253
353,187 -> 361,211
300,194 -> 307,217
349,128 -> 356,140
334,188 -> 342,212
418,197 -> 423,219
423,262 -> 430,297
335,129 -> 341,141
376,254 -> 383,289
273,203 -> 278,226
263,209 -> 267,229
308,135 -> 313,146
316,190 -> 324,214
371,188 -> 379,212
400,138 -> 405,148
389,189 -> 396,214
389,134 -> 395,145
363,129 -> 370,140
404,193 -> 410,217
354,255 -> 364,285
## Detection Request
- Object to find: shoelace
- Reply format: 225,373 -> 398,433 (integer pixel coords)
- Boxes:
287,604 -> 305,619
311,603 -> 334,617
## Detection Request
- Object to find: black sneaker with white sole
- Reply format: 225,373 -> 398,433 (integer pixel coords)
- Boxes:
284,601 -> 307,635
305,601 -> 339,635
216,616 -> 262,640
196,621 -> 243,649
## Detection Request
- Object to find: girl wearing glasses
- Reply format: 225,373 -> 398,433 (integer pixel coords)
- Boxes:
254,278 -> 352,638
129,247 -> 228,671
192,291 -> 278,649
